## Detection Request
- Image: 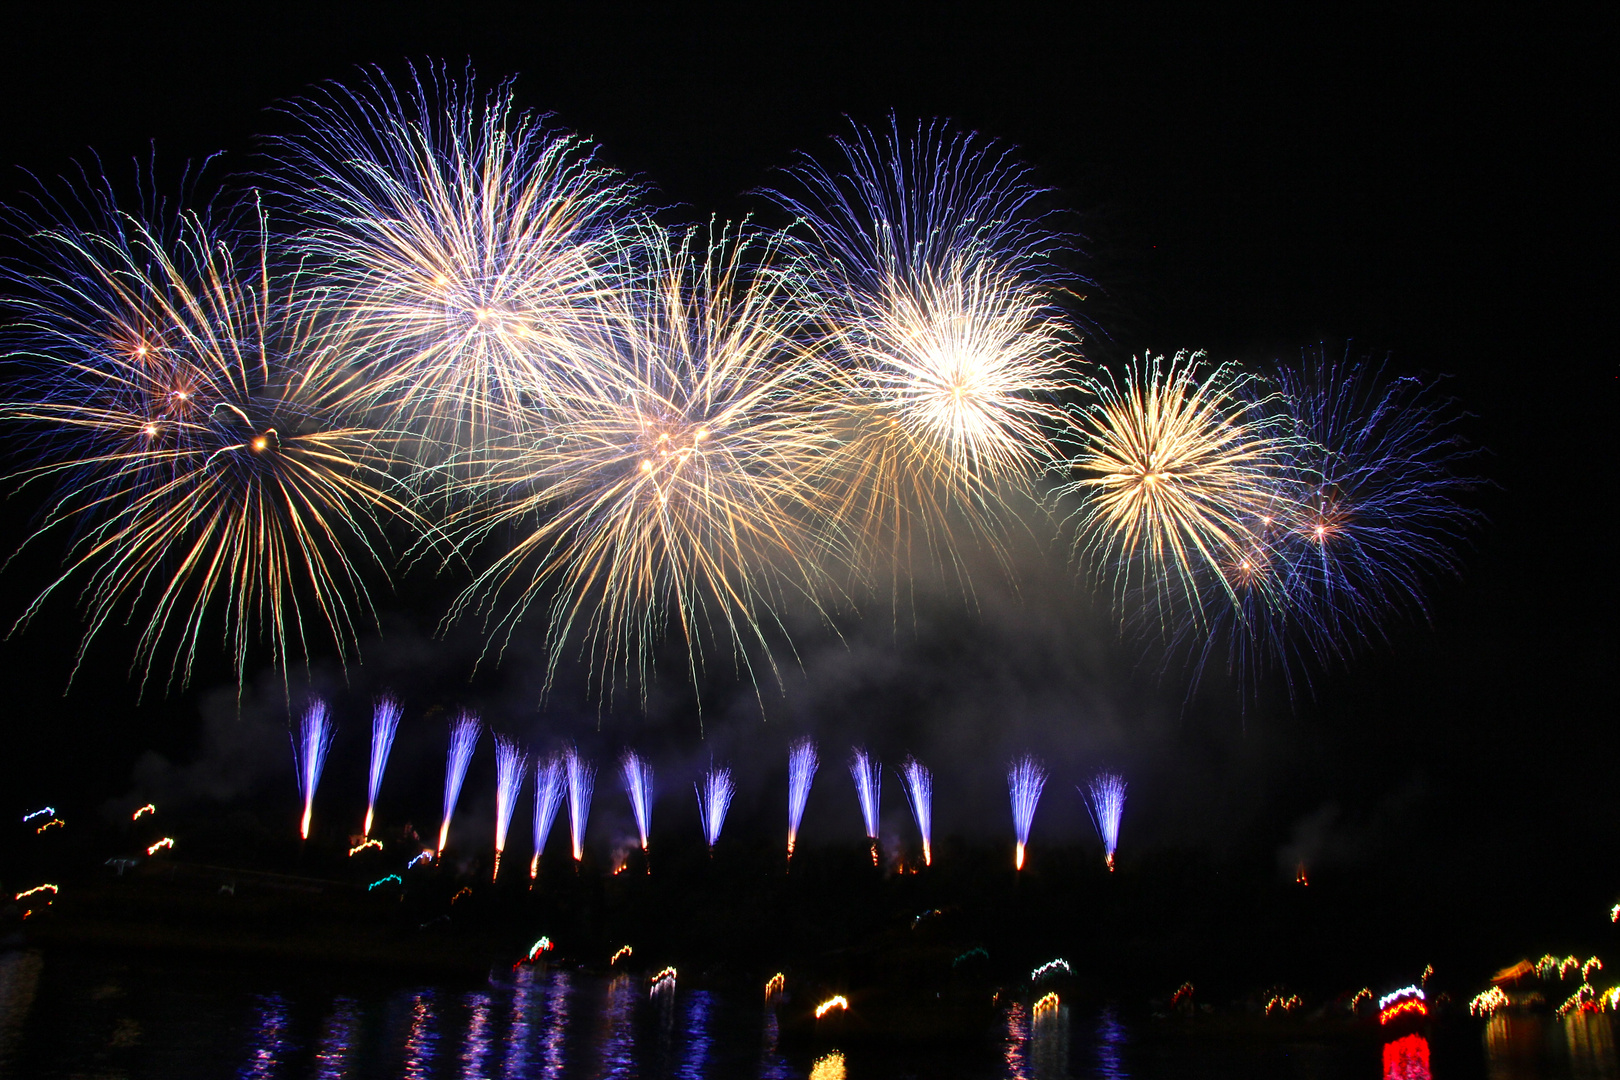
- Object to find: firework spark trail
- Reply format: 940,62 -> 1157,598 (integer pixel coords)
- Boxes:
769,118 -> 1078,587
530,754 -> 565,879
619,750 -> 654,853
1007,755 -> 1047,870
1180,348 -> 1482,700
898,756 -> 933,866
0,181 -> 427,694
695,763 -> 736,853
267,64 -> 645,467
446,221 -> 840,706
786,737 -> 818,861
564,744 -> 594,863
291,700 -> 336,840
1084,772 -> 1127,871
363,696 -> 402,838
437,713 -> 481,856
1053,350 -> 1286,630
491,733 -> 528,880
849,747 -> 882,864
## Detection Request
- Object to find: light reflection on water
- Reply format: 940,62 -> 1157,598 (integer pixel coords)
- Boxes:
5,948 -> 1620,1078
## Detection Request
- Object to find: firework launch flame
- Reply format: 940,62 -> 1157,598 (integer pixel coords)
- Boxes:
849,747 -> 882,863
437,713 -> 481,856
1007,754 -> 1047,870
491,733 -> 529,880
696,763 -> 736,852
786,738 -> 818,860
619,751 -> 654,853
564,745 -> 594,862
530,754 -> 566,879
291,701 -> 336,840
364,696 -> 402,838
1084,771 -> 1128,871
899,756 -> 934,866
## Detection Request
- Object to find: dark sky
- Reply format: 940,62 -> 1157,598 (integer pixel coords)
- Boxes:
0,4 -> 1611,937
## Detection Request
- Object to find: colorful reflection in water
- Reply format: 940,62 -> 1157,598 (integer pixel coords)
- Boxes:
1383,1033 -> 1431,1080
400,989 -> 436,1079
1486,1011 -> 1620,1080
312,996 -> 359,1080
20,948 -> 1620,1079
241,993 -> 292,1079
460,990 -> 493,1078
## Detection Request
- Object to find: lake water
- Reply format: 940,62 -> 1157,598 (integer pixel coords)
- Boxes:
0,948 -> 1614,1078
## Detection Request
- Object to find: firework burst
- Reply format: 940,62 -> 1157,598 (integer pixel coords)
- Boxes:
530,754 -> 565,879
1084,771 -> 1127,871
1007,754 -> 1047,870
437,712 -> 481,856
1193,348 -> 1480,696
786,737 -> 818,862
491,733 -> 528,880
447,222 -> 837,703
0,182 -> 425,692
291,700 -> 335,840
1053,350 -> 1286,628
771,119 -> 1077,586
849,747 -> 882,864
363,696 -> 402,838
695,763 -> 736,853
898,756 -> 934,866
268,64 -> 643,465
620,750 -> 654,854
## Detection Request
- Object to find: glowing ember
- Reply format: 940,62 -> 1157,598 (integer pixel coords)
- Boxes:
815,995 -> 850,1019
1266,993 -> 1303,1016
1030,959 -> 1071,982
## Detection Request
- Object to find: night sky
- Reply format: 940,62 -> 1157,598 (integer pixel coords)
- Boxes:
0,4 -> 1610,966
